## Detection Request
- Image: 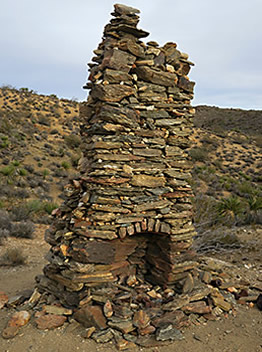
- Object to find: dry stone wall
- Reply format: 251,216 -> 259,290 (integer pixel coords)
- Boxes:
39,2 -> 197,320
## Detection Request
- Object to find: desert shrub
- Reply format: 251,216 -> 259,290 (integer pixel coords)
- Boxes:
64,134 -> 81,149
0,164 -> 15,176
0,248 -> 26,266
71,152 -> 81,167
0,209 -> 12,231
18,168 -> 27,176
0,135 -> 10,148
253,134 -> 262,148
16,188 -> 30,199
9,221 -> 35,239
189,147 -> 209,162
244,196 -> 262,224
11,204 -> 31,221
0,229 -> 9,245
193,194 -> 218,231
38,115 -> 51,126
26,199 -> 43,213
43,202 -> 58,215
42,169 -> 49,179
61,161 -> 70,169
194,227 -> 242,252
216,196 -> 244,225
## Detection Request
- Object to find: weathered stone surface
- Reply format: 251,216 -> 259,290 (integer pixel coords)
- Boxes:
4,311 -> 31,336
181,301 -> 212,314
43,305 -> 73,316
102,48 -> 136,72
91,84 -> 135,102
108,318 -> 134,333
211,296 -> 231,311
98,104 -> 140,128
133,310 -> 150,329
114,3 -> 140,15
135,66 -> 178,86
74,305 -> 107,329
92,328 -> 114,343
156,324 -> 184,341
131,175 -> 166,187
35,314 -> 67,330
104,69 -> 133,83
116,338 -> 137,350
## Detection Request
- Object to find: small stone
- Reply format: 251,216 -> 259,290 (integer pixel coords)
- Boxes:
182,273 -> 194,293
7,310 -> 31,328
2,326 -> 20,339
103,300 -> 113,318
127,274 -> 138,287
181,301 -> 212,315
201,271 -> 212,284
156,324 -> 184,341
211,296 -> 231,312
139,324 -> 156,335
74,305 -> 107,330
108,319 -> 134,334
133,310 -> 150,329
257,294 -> 262,311
28,288 -> 41,306
35,314 -> 67,330
116,338 -> 137,350
0,291 -> 8,309
82,326 -> 96,339
92,328 -> 113,343
147,290 -> 161,299
43,305 -> 73,316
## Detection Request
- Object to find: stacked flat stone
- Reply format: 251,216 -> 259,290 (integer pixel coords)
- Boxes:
39,3 -> 196,309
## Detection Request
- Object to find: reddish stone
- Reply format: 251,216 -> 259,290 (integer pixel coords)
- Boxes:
8,310 -> 31,328
35,314 -> 67,330
0,291 -> 8,309
181,301 -> 212,315
74,305 -> 107,330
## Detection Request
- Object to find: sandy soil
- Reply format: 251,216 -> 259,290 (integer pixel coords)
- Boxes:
0,226 -> 261,352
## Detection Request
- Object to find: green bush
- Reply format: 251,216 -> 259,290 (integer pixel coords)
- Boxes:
64,134 -> 81,149
216,196 -> 243,225
0,165 -> 15,176
61,161 -> 70,169
43,202 -> 58,215
18,168 -> 27,176
189,147 -> 209,162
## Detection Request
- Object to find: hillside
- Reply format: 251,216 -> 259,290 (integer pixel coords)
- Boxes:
0,87 -> 261,351
0,86 -> 261,232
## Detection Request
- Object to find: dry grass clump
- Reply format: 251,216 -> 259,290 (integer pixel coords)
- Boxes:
0,248 -> 27,266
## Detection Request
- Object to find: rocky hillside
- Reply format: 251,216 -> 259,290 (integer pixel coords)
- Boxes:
0,87 -> 261,233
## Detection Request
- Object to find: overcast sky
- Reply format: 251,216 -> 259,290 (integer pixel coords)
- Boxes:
1,0 -> 262,109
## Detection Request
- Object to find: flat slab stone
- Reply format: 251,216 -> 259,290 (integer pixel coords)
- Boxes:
35,314 -> 67,330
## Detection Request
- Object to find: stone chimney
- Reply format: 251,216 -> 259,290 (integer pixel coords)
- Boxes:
39,1 -> 196,322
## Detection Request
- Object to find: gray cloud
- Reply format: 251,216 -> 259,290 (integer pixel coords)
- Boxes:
1,0 -> 262,109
